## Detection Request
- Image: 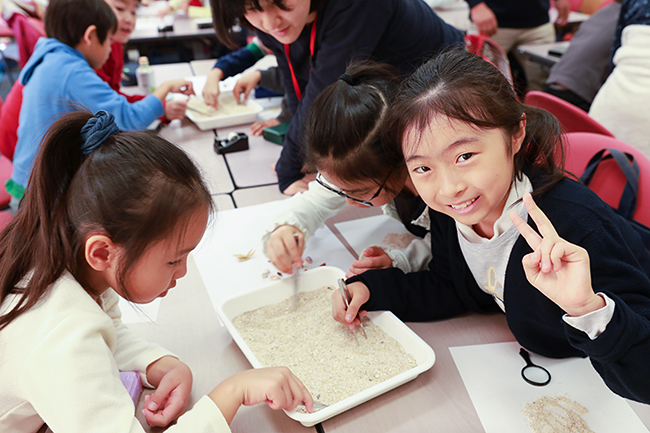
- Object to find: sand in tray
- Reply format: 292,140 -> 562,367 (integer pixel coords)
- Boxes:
232,286 -> 417,408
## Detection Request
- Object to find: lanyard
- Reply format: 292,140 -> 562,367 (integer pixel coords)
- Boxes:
283,14 -> 317,101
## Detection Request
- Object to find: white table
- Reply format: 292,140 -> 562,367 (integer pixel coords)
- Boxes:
161,118 -> 235,195
127,199 -> 650,432
190,58 -> 218,77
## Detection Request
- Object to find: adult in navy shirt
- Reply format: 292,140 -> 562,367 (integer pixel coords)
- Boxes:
209,0 -> 464,194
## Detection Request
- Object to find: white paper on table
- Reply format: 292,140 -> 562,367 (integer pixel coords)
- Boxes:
450,341 -> 648,433
118,298 -> 161,324
334,214 -> 414,258
192,200 -> 357,315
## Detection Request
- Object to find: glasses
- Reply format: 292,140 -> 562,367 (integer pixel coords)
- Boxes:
315,173 -> 387,207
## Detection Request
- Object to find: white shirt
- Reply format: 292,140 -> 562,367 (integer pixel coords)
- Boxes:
0,273 -> 230,433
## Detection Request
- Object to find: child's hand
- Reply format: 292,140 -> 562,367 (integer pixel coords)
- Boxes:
165,99 -> 188,121
154,80 -> 194,103
251,118 -> 280,136
332,281 -> 369,330
143,356 -> 193,427
349,246 -> 392,275
266,225 -> 304,273
203,68 -> 225,109
233,70 -> 262,104
208,367 -> 313,424
509,193 -> 604,317
167,79 -> 194,95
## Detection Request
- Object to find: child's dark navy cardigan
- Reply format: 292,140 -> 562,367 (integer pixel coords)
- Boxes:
348,175 -> 650,404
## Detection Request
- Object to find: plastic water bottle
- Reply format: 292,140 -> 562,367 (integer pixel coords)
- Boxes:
135,56 -> 155,94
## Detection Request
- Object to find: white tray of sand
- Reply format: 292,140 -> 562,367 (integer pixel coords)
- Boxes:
217,266 -> 436,426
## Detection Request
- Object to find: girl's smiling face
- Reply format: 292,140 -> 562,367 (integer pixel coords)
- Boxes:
245,0 -> 316,44
404,116 -> 525,238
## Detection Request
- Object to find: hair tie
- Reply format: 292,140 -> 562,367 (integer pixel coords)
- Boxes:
339,73 -> 355,86
80,110 -> 120,156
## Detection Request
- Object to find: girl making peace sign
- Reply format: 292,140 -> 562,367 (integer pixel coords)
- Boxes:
333,49 -> 650,404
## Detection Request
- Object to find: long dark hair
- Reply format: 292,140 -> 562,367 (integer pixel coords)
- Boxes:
211,0 -> 325,48
45,0 -> 117,46
387,49 -> 565,195
0,111 -> 213,331
304,60 -> 403,197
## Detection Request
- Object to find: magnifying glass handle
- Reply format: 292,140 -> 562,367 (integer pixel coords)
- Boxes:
519,348 -> 534,367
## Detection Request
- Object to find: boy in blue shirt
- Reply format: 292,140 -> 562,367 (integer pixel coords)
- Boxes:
7,0 -> 194,207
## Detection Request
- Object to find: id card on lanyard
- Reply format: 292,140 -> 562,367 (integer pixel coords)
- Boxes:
283,13 -> 317,101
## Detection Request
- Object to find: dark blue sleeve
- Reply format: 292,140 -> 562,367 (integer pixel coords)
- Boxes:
213,47 -> 260,78
562,218 -> 650,404
347,210 -> 497,321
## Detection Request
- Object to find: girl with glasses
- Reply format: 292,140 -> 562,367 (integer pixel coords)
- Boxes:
263,61 -> 431,276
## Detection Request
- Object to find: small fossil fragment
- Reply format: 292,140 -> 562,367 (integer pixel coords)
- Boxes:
269,275 -> 281,280
234,249 -> 255,262
261,269 -> 270,278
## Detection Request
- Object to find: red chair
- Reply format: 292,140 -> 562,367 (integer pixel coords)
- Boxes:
525,90 -> 614,137
564,132 -> 650,228
0,80 -> 23,161
465,34 -> 514,89
0,210 -> 12,230
0,154 -> 13,209
6,13 -> 45,67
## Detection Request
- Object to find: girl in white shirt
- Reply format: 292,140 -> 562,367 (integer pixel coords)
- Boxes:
0,110 -> 313,433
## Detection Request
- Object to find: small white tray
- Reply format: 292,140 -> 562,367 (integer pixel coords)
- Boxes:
216,266 -> 436,426
185,95 -> 263,130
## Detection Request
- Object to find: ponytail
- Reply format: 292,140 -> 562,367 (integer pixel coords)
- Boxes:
0,111 -> 213,330
304,60 -> 403,196
0,112 -> 90,330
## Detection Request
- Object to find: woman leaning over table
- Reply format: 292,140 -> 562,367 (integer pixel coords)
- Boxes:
207,0 -> 464,195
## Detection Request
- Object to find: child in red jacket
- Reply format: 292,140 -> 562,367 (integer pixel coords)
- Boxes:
97,0 -> 187,120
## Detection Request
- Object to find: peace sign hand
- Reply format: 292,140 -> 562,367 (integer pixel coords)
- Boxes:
509,193 -> 605,317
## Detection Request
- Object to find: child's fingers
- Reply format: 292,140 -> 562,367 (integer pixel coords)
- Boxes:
146,382 -> 173,414
283,233 -> 303,268
331,291 -> 348,323
279,368 -> 312,412
361,246 -> 384,257
522,192 -> 560,240
241,85 -> 253,102
550,241 -> 568,272
267,241 -> 292,273
509,209 -> 543,250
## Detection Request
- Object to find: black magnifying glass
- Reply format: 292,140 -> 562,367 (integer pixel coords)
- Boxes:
519,348 -> 551,386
